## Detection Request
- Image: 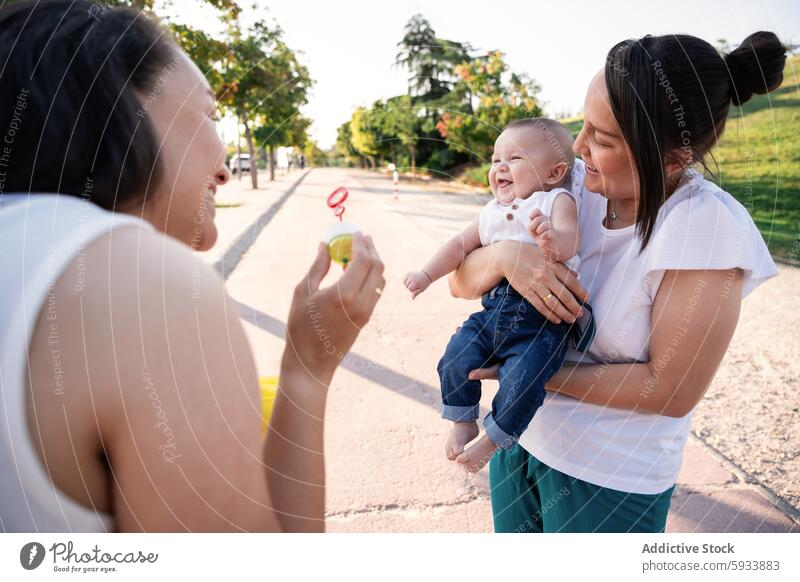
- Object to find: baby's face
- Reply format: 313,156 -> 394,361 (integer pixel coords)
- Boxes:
488,128 -> 558,204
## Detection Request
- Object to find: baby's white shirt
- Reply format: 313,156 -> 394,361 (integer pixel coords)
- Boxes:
478,187 -> 581,271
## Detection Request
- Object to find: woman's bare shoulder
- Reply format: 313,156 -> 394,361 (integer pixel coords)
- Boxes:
49,224 -> 230,370
34,225 -> 274,531
81,224 -> 223,304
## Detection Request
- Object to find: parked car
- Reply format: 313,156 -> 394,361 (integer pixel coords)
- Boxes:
229,153 -> 251,174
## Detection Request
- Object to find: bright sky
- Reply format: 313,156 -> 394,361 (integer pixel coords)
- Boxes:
162,0 -> 799,149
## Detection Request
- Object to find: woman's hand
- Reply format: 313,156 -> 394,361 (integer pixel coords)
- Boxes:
450,240 -> 588,324
282,232 -> 385,381
468,363 -> 570,393
269,233 -> 383,532
502,241 -> 588,324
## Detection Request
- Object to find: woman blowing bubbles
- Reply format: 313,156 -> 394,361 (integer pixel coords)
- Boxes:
0,0 -> 384,532
451,32 -> 786,532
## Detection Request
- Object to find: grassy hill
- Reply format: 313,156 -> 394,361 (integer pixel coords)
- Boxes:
716,55 -> 799,260
561,55 -> 799,261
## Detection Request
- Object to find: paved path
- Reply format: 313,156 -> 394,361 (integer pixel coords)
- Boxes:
207,167 -> 799,533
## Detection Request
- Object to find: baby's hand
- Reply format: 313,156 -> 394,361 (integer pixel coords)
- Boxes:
529,209 -> 559,260
404,270 -> 432,299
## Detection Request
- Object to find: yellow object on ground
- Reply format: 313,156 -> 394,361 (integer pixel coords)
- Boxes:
259,376 -> 279,435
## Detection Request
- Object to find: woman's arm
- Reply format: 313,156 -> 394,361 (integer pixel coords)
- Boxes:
547,268 -> 743,417
62,229 -> 381,531
448,239 -> 587,324
267,234 -> 384,532
446,243 -> 505,300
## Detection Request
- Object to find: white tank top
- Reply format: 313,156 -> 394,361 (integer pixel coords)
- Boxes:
0,193 -> 151,532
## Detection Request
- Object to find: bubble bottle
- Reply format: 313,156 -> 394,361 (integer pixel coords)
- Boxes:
324,186 -> 360,267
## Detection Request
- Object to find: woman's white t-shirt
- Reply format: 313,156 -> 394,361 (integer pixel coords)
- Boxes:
518,160 -> 778,494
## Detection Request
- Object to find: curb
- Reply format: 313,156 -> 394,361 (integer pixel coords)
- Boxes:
688,432 -> 800,526
212,169 -> 311,280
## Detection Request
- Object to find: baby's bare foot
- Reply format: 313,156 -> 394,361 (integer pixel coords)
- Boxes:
445,421 -> 480,461
456,434 -> 498,473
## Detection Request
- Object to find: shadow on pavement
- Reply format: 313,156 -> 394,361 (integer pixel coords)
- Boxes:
236,300 -> 492,419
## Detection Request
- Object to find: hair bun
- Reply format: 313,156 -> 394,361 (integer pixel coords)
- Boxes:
725,31 -> 786,106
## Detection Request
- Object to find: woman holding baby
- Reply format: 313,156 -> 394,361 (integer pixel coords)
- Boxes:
449,32 -> 785,532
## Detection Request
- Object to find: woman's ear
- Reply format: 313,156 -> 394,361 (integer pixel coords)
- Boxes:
545,161 -> 569,186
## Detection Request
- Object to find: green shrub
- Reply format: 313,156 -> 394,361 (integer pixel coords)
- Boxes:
461,164 -> 490,187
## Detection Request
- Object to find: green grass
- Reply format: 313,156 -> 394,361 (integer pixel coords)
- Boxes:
714,56 -> 799,260
560,115 -> 585,138
558,56 -> 800,261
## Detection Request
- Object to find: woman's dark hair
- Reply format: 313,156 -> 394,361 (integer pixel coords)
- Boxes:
605,32 -> 786,249
0,0 -> 178,209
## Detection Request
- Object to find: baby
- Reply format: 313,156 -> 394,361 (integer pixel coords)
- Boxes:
404,118 -> 586,472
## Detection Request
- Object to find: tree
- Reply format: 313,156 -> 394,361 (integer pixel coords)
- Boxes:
170,24 -> 230,96
715,38 -> 731,54
382,95 -> 420,179
339,14 -> 542,174
255,114 -> 312,180
249,37 -> 312,181
335,122 -> 359,167
436,51 -> 542,162
349,107 -> 381,169
393,14 -> 473,172
395,14 -> 471,102
217,22 -> 311,187
6,0 -> 243,76
301,140 -> 328,167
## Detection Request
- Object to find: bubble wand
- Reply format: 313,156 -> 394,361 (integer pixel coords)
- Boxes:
325,186 -> 360,267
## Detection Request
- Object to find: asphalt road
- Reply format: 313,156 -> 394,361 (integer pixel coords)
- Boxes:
213,167 -> 799,532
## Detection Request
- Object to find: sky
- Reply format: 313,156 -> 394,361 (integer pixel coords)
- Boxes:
161,0 -> 800,149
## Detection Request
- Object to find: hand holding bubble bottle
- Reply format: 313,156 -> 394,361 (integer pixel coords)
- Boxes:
261,186 -> 369,434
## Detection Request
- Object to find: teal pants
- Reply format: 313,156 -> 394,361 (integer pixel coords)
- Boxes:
490,444 -> 674,533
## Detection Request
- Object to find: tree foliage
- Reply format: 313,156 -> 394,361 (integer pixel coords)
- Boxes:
218,20 -> 312,185
437,52 -> 542,161
395,14 -> 471,102
338,14 -> 542,174
118,1 -> 313,186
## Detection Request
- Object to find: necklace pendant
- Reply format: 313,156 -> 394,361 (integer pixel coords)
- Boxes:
609,210 -> 617,221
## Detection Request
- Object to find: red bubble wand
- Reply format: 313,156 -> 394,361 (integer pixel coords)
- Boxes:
327,186 -> 348,221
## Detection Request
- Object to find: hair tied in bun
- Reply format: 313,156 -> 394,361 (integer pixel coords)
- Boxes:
725,31 -> 786,107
